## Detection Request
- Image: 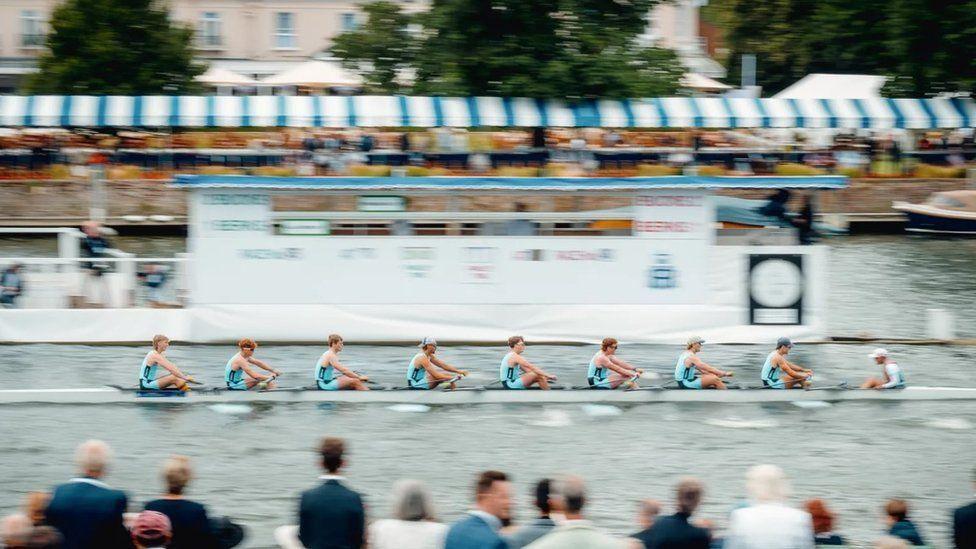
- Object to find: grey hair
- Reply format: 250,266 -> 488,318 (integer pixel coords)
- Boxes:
555,475 -> 586,513
745,464 -> 791,503
391,479 -> 436,522
75,439 -> 112,477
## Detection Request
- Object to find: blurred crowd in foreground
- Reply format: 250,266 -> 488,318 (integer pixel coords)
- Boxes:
3,438 -> 975,549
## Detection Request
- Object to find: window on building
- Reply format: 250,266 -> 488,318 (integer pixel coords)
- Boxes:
275,12 -> 296,49
198,12 -> 222,48
21,11 -> 45,48
341,13 -> 358,31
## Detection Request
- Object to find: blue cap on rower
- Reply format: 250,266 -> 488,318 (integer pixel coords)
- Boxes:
776,337 -> 793,348
419,336 -> 437,348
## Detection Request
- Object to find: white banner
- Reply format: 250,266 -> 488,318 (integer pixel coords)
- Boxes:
633,190 -> 713,242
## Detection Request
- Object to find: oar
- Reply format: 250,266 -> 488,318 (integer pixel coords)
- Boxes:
806,381 -> 850,392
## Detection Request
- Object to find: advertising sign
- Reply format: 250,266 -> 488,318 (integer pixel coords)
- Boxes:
749,254 -> 804,325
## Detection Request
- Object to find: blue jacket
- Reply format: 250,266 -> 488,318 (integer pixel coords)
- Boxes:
298,478 -> 365,549
889,519 -> 925,546
46,478 -> 132,549
445,513 -> 508,549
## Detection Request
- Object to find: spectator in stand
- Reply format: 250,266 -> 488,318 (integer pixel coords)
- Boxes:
26,491 -> 51,526
629,499 -> 661,545
525,475 -> 626,549
1,513 -> 31,548
79,221 -> 114,307
885,499 -> 925,546
368,479 -> 446,549
144,455 -> 218,549
298,437 -> 365,549
46,439 -> 133,549
724,465 -> 813,549
634,478 -> 710,549
1,263 -> 25,308
792,194 -> 816,245
531,127 -> 547,149
758,189 -> 791,221
506,478 -> 559,548
506,203 -> 537,236
804,499 -> 844,545
954,467 -> 976,548
138,264 -> 169,306
444,471 -> 511,549
130,511 -> 171,549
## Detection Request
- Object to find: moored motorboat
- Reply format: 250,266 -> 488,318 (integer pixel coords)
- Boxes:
893,190 -> 976,234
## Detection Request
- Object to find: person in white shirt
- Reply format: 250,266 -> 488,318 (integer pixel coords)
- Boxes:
369,479 -> 448,549
861,348 -> 906,389
525,476 -> 628,549
724,465 -> 814,549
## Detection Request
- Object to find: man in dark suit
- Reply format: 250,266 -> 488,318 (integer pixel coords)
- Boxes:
445,470 -> 511,549
46,440 -> 133,549
633,478 -> 711,549
953,468 -> 976,548
298,437 -> 365,549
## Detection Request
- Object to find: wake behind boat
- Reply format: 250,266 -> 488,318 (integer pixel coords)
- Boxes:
2,385 -> 975,405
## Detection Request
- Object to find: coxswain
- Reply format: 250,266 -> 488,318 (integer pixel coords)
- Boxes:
860,348 -> 905,390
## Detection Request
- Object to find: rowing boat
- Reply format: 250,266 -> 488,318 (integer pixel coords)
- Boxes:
0,386 -> 973,405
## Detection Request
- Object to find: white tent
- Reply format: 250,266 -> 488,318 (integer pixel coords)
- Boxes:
773,73 -> 886,99
260,60 -> 363,88
195,67 -> 259,87
680,72 -> 732,92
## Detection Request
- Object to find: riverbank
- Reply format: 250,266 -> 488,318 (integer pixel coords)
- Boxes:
0,177 -> 971,233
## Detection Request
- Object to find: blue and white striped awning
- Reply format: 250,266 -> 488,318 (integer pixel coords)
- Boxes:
1,95 -> 974,129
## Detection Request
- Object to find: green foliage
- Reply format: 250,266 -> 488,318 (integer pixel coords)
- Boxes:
333,0 -> 682,99
331,1 -> 416,94
25,0 -> 203,94
717,0 -> 976,96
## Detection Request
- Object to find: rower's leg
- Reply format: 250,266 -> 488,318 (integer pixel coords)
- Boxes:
521,372 -> 548,389
608,373 -> 637,389
338,376 -> 368,391
154,374 -> 182,390
860,378 -> 882,389
701,374 -> 726,390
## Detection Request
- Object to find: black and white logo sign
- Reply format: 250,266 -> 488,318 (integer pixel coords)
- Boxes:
749,254 -> 804,325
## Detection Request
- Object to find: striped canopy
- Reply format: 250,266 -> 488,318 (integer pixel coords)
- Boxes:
1,95 -> 974,129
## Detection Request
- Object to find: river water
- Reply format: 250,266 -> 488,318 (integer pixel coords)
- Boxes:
1,235 -> 975,547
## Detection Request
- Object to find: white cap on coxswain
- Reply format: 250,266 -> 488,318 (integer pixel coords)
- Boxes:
868,348 -> 889,358
419,337 -> 437,348
687,335 -> 705,346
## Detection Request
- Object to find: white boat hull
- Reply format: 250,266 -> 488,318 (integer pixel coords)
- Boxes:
0,386 -> 973,405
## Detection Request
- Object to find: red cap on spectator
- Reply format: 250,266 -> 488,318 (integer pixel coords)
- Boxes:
131,511 -> 171,541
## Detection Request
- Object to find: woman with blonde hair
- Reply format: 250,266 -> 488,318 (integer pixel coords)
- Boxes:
144,455 -> 218,548
368,479 -> 447,549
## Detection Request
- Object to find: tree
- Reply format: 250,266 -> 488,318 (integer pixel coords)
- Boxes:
25,0 -> 203,94
333,0 -> 683,99
331,1 -> 417,94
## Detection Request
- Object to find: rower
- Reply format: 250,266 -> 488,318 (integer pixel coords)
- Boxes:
760,337 -> 813,389
315,334 -> 370,391
500,336 -> 557,390
674,336 -> 732,390
225,338 -> 281,390
139,334 -> 194,391
406,337 -> 469,390
587,337 -> 643,389
860,348 -> 905,390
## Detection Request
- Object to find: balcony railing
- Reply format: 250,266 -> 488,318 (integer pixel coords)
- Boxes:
20,34 -> 46,48
195,35 -> 224,50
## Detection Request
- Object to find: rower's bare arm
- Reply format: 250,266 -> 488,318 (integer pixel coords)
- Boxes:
431,356 -> 467,376
421,357 -> 453,380
605,356 -> 636,376
329,357 -> 358,379
156,355 -> 187,379
781,362 -> 807,379
693,357 -> 726,377
239,362 -> 269,381
516,355 -> 553,378
248,357 -> 279,375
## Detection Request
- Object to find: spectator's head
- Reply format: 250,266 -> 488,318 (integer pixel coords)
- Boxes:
131,511 -> 171,549
555,475 -> 586,519
161,455 -> 192,496
8,263 -> 22,273
637,499 -> 661,530
81,221 -> 100,238
152,335 -> 170,353
391,479 -> 437,522
676,477 -> 704,515
24,492 -> 50,526
26,526 -> 62,548
874,535 -> 909,549
318,437 -> 345,474
474,470 -> 511,521
75,439 -> 112,479
804,499 -> 835,534
1,514 -> 31,548
884,499 -> 909,525
532,478 -> 555,518
745,464 -> 790,504
328,334 -> 343,351
507,335 -> 525,352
